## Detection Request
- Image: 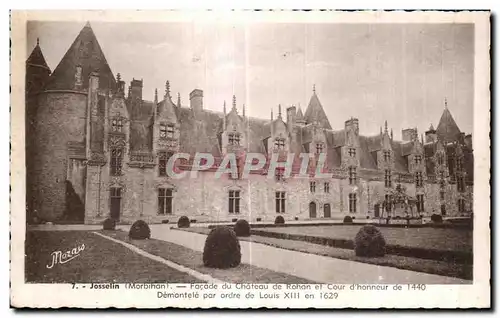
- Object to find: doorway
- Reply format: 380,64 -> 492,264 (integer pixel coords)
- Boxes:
323,203 -> 331,218
309,201 -> 317,218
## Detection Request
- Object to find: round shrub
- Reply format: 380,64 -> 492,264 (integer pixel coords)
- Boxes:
161,219 -> 169,224
343,215 -> 353,224
203,227 -> 241,269
234,219 -> 250,237
103,218 -> 116,230
431,214 -> 443,223
274,215 -> 285,225
177,216 -> 190,228
128,220 -> 151,240
354,225 -> 386,257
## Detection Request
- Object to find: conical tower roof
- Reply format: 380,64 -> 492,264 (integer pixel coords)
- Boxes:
303,91 -> 332,129
26,39 -> 50,71
436,108 -> 461,142
296,107 -> 304,120
45,22 -> 115,91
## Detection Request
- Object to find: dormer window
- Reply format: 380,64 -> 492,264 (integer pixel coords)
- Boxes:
348,147 -> 356,157
274,138 -> 285,150
414,155 -> 422,165
111,118 -> 123,133
160,123 -> 175,139
383,150 -> 391,162
316,143 -> 324,154
228,133 -> 241,146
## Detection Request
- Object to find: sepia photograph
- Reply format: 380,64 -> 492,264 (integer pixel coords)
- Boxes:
10,10 -> 490,308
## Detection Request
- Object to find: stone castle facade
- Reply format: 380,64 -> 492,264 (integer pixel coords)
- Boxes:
26,23 -> 474,224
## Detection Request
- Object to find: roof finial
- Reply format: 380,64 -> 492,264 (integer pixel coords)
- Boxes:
232,95 -> 236,110
380,126 -> 382,135
313,84 -> 316,94
243,104 -> 246,117
278,104 -> 282,119
444,97 -> 448,109
384,120 -> 388,133
165,81 -> 170,98
177,92 -> 181,107
116,73 -> 121,82
36,37 -> 39,46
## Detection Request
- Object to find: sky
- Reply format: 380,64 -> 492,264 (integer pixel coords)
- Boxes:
27,21 -> 474,137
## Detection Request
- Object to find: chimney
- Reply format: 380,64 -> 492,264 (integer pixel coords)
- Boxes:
189,89 -> 203,112
402,128 -> 417,142
286,106 -> 296,134
425,124 -> 437,143
345,117 -> 359,135
464,134 -> 472,150
130,78 -> 143,101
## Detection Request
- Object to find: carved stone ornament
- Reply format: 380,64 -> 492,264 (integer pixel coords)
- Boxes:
109,134 -> 126,148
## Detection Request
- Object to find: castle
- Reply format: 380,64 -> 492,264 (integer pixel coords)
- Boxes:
25,23 -> 474,224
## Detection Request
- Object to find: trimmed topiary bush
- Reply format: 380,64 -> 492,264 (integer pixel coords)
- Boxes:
431,214 -> 443,223
103,218 -> 116,230
161,219 -> 169,224
128,220 -> 151,240
178,216 -> 190,228
232,218 -> 238,222
234,219 -> 250,237
354,225 -> 386,257
343,215 -> 353,224
294,217 -> 299,221
256,218 -> 262,222
274,215 -> 285,225
203,226 -> 241,268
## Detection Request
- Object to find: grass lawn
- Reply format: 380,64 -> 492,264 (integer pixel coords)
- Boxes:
181,227 -> 472,281
258,225 -> 472,252
25,231 -> 201,283
104,230 -> 314,284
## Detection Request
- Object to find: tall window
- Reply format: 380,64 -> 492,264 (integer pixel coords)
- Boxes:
111,118 -> 123,132
384,170 -> 392,187
348,167 -> 357,185
110,148 -> 123,176
437,153 -> 444,165
440,190 -> 445,200
324,182 -> 330,193
158,188 -> 173,215
348,147 -> 356,157
457,198 -> 465,213
316,143 -> 324,154
158,152 -> 173,176
275,191 -> 286,213
274,138 -> 285,150
349,193 -> 357,213
456,157 -> 463,171
310,181 -> 316,193
457,176 -> 465,192
385,194 -> 392,212
415,172 -> 423,187
228,190 -> 241,214
383,150 -> 391,162
416,194 -> 425,213
228,133 -> 241,146
414,155 -> 422,165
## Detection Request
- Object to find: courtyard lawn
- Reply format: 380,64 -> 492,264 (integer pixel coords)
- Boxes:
180,227 -> 472,280
104,230 -> 314,284
25,231 -> 201,283
258,225 -> 472,252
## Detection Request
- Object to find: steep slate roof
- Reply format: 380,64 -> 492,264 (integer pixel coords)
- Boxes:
390,141 -> 409,173
45,22 -> 116,91
26,41 -> 51,95
436,108 -> 462,142
358,136 -> 377,169
303,92 -> 332,130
